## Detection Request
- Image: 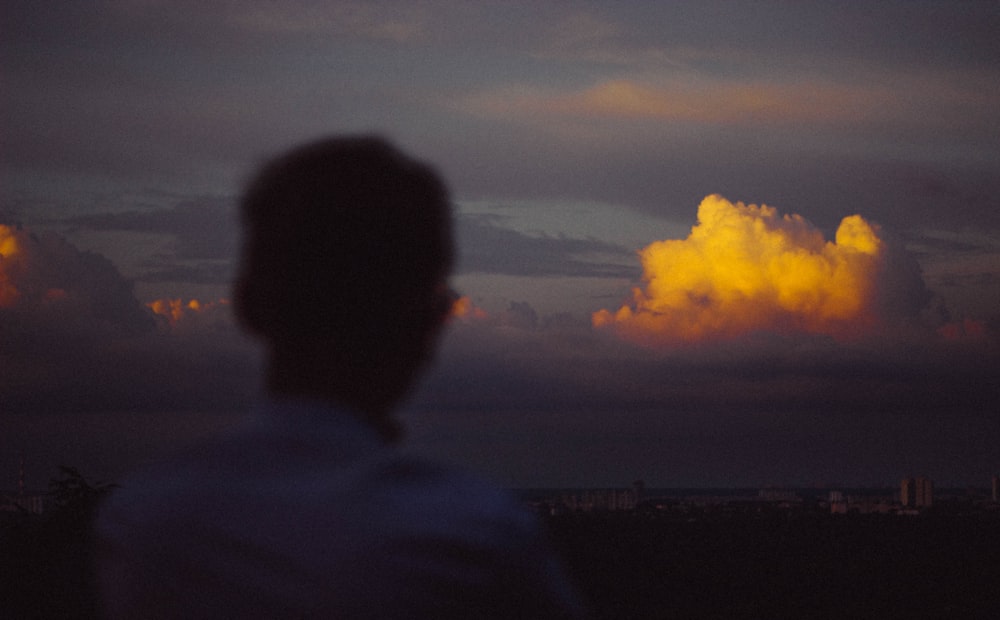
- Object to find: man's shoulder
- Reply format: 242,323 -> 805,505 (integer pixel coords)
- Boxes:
97,420 -> 528,539
364,453 -> 523,511
95,423 -> 585,618
97,427 -> 540,582
358,452 -> 537,538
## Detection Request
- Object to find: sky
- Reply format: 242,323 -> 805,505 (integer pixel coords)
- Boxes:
2,1 -> 999,490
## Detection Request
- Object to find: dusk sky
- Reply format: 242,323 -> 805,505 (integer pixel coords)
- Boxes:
3,1 -> 998,490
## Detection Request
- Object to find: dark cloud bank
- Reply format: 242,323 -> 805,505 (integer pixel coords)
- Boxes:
2,221 -> 997,489
455,214 -> 636,278
0,225 -> 258,416
406,320 -> 998,488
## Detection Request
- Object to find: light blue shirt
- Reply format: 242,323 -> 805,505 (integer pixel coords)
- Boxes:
96,398 -> 584,618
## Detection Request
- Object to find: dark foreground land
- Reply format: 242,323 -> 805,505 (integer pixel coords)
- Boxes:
4,494 -> 999,619
544,510 -> 1000,619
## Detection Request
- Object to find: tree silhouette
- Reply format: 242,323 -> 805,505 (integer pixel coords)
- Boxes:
48,465 -> 117,510
1,466 -> 117,619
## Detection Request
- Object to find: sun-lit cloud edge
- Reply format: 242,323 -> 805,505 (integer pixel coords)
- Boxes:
458,77 -> 894,126
457,70 -> 1000,135
590,195 -> 940,348
146,297 -> 232,330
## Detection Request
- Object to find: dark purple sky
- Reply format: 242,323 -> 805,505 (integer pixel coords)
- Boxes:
2,1 -> 998,490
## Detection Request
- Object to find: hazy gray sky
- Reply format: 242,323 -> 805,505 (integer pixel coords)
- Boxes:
3,1 -> 998,489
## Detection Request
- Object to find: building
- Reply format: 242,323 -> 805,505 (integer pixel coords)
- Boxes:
900,476 -> 933,508
900,478 -> 915,507
1,492 -> 46,514
915,477 -> 933,508
829,490 -> 848,514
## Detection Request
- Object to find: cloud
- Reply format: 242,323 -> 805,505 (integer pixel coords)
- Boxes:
460,77 -> 891,127
413,299 -> 1000,428
450,295 -> 489,322
59,197 -> 238,261
147,297 -> 233,332
56,198 -> 240,287
905,227 -> 1000,322
0,224 -> 152,333
593,195 -> 935,346
4,222 -> 997,489
1,225 -> 257,415
0,227 -> 20,306
455,214 -> 636,278
937,318 -> 989,342
404,231 -> 999,486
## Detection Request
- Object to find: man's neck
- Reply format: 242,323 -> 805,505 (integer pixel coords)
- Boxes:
266,346 -> 408,442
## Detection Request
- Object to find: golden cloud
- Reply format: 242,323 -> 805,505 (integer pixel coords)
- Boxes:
0,224 -> 23,308
593,195 -> 884,345
450,295 -> 489,322
147,298 -> 230,329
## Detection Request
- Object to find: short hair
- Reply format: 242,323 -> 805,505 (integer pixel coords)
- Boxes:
235,136 -> 453,351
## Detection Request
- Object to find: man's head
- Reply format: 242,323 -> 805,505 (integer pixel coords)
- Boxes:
234,136 -> 454,418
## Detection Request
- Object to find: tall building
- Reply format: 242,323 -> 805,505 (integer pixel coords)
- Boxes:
632,480 -> 645,506
915,476 -> 933,508
900,476 -> 933,508
900,477 -> 915,507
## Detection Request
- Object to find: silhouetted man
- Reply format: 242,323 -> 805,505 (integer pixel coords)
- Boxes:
96,136 -> 584,618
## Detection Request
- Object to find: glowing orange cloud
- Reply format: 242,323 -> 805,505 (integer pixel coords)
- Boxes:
450,295 -> 489,321
562,79 -> 875,124
461,78 -> 892,126
147,298 -> 229,327
938,318 -> 988,342
1,225 -> 74,310
1,225 -> 25,308
593,195 -> 883,346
